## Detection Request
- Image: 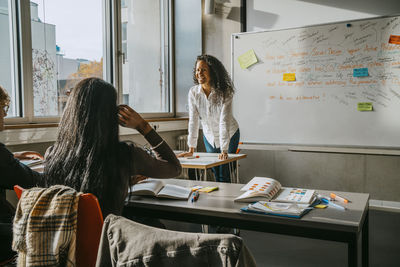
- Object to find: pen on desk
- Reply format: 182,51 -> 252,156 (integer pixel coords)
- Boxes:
330,193 -> 349,203
320,197 -> 346,210
190,191 -> 200,202
317,194 -> 332,201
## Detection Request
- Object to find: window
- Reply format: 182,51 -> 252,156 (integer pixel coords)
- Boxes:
0,0 -> 109,124
0,0 -> 20,118
174,0 -> 201,116
30,0 -> 105,117
120,0 -> 171,115
2,0 -> 174,125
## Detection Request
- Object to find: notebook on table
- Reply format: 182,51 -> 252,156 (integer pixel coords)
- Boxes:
129,179 -> 192,200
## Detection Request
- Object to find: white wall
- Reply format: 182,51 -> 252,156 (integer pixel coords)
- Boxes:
201,0 -> 400,201
247,0 -> 400,31
202,0 -> 241,72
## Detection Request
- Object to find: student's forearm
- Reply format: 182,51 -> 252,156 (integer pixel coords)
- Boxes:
137,120 -> 152,135
133,130 -> 182,177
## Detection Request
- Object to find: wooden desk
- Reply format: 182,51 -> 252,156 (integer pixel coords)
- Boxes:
125,179 -> 369,267
177,152 -> 247,183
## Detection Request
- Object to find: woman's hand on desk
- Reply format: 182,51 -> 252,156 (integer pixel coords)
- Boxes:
177,151 -> 193,158
218,151 -> 228,160
177,147 -> 195,158
118,105 -> 152,135
14,151 -> 43,160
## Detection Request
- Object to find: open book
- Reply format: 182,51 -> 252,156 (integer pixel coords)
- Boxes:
129,179 -> 192,200
241,201 -> 314,218
234,177 -> 315,204
20,159 -> 43,167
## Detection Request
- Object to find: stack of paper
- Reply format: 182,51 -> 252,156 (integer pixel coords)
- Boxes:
241,201 -> 314,218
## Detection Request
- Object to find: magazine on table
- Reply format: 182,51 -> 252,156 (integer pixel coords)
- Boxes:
234,176 -> 315,204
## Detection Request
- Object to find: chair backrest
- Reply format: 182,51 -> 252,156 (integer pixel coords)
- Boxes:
13,185 -> 104,267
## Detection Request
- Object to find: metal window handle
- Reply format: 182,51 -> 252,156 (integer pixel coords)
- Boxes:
118,51 -> 126,64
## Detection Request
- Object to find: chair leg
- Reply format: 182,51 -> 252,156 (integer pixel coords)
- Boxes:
201,224 -> 209,233
233,228 -> 240,236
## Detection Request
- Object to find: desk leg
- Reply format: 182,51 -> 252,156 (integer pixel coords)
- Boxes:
348,233 -> 358,267
236,160 -> 239,183
228,162 -> 233,183
204,169 -> 207,181
362,210 -> 369,267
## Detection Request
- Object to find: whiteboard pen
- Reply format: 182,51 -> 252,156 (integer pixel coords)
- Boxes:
330,193 -> 349,203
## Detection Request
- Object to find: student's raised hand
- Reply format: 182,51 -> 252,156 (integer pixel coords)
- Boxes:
118,105 -> 152,135
14,151 -> 43,160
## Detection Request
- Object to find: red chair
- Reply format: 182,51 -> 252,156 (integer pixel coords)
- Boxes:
14,185 -> 104,267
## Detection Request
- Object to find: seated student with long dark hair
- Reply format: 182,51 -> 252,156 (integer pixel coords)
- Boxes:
0,85 -> 43,263
44,78 -> 182,218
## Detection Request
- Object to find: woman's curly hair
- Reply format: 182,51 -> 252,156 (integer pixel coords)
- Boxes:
0,85 -> 10,107
192,55 -> 234,101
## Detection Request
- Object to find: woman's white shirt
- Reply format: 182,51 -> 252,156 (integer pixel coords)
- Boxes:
187,85 -> 239,152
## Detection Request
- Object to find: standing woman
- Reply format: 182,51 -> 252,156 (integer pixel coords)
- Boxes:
178,55 -> 240,183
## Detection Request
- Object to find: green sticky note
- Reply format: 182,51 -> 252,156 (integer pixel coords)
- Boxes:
237,49 -> 258,69
358,102 -> 373,111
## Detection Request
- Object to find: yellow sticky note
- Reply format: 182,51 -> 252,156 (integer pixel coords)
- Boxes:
198,186 -> 219,193
283,73 -> 296,81
237,49 -> 258,69
358,102 -> 373,111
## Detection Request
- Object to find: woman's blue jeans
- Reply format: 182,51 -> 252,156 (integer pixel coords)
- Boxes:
203,129 -> 240,183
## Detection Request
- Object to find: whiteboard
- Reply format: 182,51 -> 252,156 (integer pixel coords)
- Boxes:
232,16 -> 400,148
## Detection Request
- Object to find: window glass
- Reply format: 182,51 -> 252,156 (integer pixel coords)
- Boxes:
174,0 -> 201,116
0,0 -> 19,117
31,0 -> 104,117
122,22 -> 128,61
121,0 -> 169,113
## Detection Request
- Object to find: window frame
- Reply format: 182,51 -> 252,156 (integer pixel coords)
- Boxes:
4,0 -> 175,126
3,0 -> 126,125
115,0 -> 175,119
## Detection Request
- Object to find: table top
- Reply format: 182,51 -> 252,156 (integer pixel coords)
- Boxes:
29,152 -> 248,172
176,152 -> 247,169
126,179 -> 369,234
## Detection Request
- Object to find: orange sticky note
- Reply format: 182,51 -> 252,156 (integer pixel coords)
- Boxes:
283,73 -> 296,81
389,35 -> 400,45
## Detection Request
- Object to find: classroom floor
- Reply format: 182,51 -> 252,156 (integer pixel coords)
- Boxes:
162,209 -> 400,267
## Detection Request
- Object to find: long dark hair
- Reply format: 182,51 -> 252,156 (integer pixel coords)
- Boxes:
192,54 -> 234,101
44,78 -> 125,205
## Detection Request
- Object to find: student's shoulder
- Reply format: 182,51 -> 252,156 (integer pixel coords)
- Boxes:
0,142 -> 14,162
0,142 -> 6,150
119,141 -> 134,151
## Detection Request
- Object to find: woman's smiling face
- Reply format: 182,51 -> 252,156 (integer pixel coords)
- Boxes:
195,60 -> 211,86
